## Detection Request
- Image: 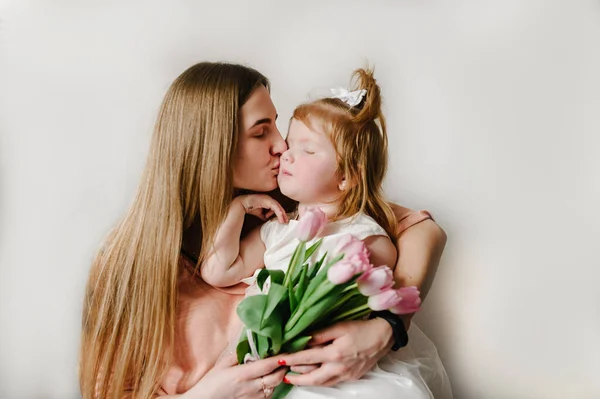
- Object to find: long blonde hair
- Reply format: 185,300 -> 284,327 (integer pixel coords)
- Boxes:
79,62 -> 269,399
292,68 -> 398,239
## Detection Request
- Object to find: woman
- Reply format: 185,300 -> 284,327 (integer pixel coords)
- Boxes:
79,62 -> 448,399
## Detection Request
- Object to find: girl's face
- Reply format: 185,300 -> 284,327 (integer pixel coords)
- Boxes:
278,119 -> 342,205
233,85 -> 287,192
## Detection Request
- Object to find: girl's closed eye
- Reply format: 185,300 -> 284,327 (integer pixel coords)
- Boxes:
303,148 -> 315,154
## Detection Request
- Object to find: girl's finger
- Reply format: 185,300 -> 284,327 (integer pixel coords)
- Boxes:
262,199 -> 287,223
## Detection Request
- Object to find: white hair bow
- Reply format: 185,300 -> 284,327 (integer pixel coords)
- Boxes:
330,88 -> 367,107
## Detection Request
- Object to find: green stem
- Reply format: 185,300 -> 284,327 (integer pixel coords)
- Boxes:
332,290 -> 361,311
283,243 -> 301,287
330,304 -> 370,323
341,282 -> 358,294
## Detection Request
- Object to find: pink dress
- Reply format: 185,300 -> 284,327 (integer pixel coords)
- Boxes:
157,210 -> 442,396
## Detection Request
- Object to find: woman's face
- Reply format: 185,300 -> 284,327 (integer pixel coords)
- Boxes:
233,85 -> 287,192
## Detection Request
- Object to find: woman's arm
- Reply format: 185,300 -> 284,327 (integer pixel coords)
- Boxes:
390,204 -> 447,301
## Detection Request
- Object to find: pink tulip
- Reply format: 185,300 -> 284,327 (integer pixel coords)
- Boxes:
335,234 -> 371,274
357,266 -> 394,296
297,207 -> 327,241
368,288 -> 402,311
335,234 -> 367,258
389,286 -> 422,315
327,260 -> 357,285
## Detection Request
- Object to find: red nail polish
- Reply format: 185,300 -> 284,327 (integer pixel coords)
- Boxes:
278,359 -> 287,366
283,377 -> 291,384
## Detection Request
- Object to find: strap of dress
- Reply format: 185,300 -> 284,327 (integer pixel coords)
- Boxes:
397,210 -> 434,236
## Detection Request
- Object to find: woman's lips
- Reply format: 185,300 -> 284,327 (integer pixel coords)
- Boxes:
271,163 -> 280,175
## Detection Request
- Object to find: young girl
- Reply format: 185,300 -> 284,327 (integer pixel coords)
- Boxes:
202,68 -> 452,398
202,68 -> 398,289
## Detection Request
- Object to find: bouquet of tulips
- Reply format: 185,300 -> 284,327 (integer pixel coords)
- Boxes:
236,208 -> 421,398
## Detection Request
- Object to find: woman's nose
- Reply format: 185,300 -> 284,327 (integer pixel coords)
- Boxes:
271,128 -> 287,156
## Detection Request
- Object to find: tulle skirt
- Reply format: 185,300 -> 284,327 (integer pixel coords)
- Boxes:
286,323 -> 452,399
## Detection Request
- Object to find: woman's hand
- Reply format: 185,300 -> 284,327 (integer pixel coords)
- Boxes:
279,318 -> 393,387
236,194 -> 288,223
182,352 -> 288,399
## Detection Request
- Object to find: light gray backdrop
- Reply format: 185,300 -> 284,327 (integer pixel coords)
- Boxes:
1,1 -> 599,398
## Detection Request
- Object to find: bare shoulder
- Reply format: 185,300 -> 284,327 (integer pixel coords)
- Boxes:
363,235 -> 398,269
399,218 -> 447,249
388,202 -> 413,220
387,201 -> 447,245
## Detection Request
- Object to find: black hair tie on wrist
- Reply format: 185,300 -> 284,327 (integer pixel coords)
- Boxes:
369,310 -> 409,351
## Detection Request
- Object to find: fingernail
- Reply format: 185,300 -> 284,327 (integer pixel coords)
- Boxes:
278,359 -> 287,366
283,377 -> 291,384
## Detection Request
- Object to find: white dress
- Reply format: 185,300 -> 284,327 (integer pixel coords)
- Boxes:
248,213 -> 453,399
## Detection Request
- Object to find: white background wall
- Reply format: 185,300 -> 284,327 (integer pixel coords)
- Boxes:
1,1 -> 599,398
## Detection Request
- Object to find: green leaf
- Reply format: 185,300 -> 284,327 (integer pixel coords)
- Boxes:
257,333 -> 270,359
237,294 -> 282,346
272,383 -> 294,399
256,269 -> 270,290
270,270 -> 286,285
236,339 -> 250,364
285,242 -> 306,288
285,279 -> 335,333
257,268 -> 285,290
318,286 -> 364,317
294,266 -> 308,304
283,335 -> 312,353
283,243 -> 300,286
290,263 -> 306,287
237,295 -> 268,330
304,238 -> 323,260
263,283 -> 287,323
335,290 -> 368,315
265,283 -> 287,354
283,287 -> 344,342
307,252 -> 327,279
302,253 -> 344,301
289,239 -> 321,286
288,277 -> 297,313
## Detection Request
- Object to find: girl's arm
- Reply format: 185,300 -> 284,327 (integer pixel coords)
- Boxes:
202,195 -> 287,287
363,235 -> 397,270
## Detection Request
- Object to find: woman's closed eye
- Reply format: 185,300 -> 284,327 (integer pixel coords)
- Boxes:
254,127 -> 267,138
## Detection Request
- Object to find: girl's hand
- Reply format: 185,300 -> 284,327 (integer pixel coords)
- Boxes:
279,318 -> 393,387
183,352 -> 288,399
236,194 -> 288,223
